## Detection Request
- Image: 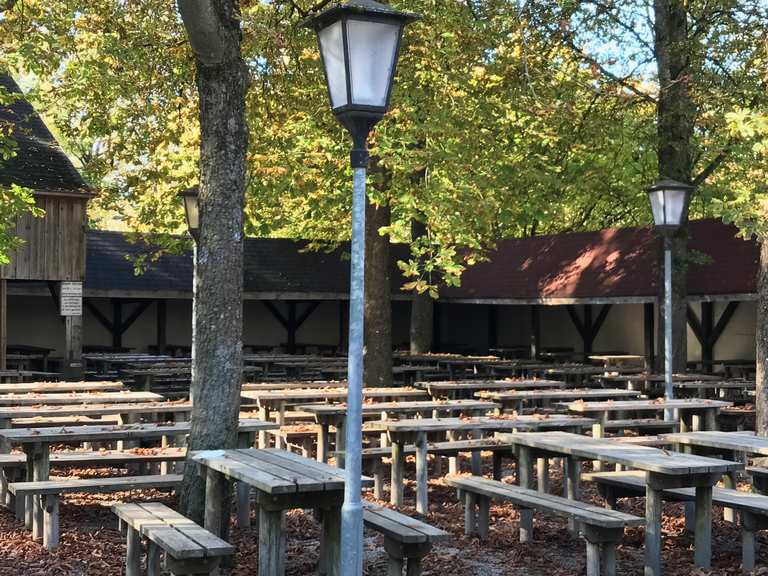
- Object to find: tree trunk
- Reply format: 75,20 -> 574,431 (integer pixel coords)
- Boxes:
409,220 -> 433,354
364,198 -> 392,387
756,241 -> 768,436
653,0 -> 695,372
177,0 -> 248,527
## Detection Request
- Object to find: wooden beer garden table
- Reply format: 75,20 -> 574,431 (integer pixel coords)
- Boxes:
498,431 -> 742,575
475,388 -> 641,413
0,391 -> 163,406
673,380 -> 755,400
415,379 -> 564,399
240,387 -> 428,449
193,448 -> 372,576
0,418 -> 276,543
560,398 -> 732,439
588,354 -> 645,367
298,399 -> 499,462
367,415 -> 594,513
601,372 -> 723,392
0,381 -> 124,394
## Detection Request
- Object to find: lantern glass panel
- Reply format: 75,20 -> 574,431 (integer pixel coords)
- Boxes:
649,189 -> 666,226
662,187 -> 687,226
346,19 -> 400,107
183,194 -> 199,233
318,20 -> 348,109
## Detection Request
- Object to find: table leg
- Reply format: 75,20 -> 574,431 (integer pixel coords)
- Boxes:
566,457 -> 580,534
694,485 -> 713,569
203,468 -> 227,537
380,411 -> 389,448
0,417 -> 10,507
415,432 -> 429,514
335,418 -> 346,469
592,415 -> 606,472
258,406 -> 270,448
447,430 -> 459,475
722,470 -> 737,523
704,408 -> 718,431
319,505 -> 341,576
536,458 -> 549,494
31,443 -> 49,541
317,421 -> 330,463
644,485 -> 663,576
259,506 -> 287,576
391,440 -> 405,507
517,446 -> 533,542
275,401 -> 286,450
236,435 -> 251,529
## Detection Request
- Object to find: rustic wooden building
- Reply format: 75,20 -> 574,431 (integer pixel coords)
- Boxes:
0,73 -> 92,377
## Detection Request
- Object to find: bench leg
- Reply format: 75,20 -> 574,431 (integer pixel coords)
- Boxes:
694,485 -> 712,569
31,444 -> 49,541
742,525 -> 756,573
415,433 -> 429,514
518,506 -> 533,543
126,527 -> 141,576
42,494 -> 59,550
492,452 -> 503,481
259,506 -> 286,576
447,431 -> 459,475
601,543 -> 617,576
722,471 -> 737,522
477,496 -> 490,540
536,458 -> 549,494
236,482 -> 251,529
644,486 -> 663,576
464,491 -> 477,536
373,460 -> 385,500
147,542 -> 162,576
585,541 -> 601,576
565,457 -> 580,535
684,501 -> 695,533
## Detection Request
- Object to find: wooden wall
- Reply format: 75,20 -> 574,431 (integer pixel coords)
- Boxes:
0,194 -> 88,281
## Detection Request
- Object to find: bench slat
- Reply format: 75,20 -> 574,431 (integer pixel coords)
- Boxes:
364,504 -> 448,542
9,474 -> 182,496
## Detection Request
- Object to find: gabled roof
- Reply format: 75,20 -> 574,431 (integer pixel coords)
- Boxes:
82,219 -> 758,303
0,73 -> 90,194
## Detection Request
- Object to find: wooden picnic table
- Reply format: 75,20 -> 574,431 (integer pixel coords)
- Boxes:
240,387 -> 428,449
0,391 -> 163,406
193,448 -> 372,576
242,380 -> 342,391
367,415 -> 594,513
415,379 -> 564,399
673,380 -> 755,400
588,354 -> 645,367
0,418 -> 275,543
497,431 -> 742,575
298,399 -> 499,463
475,388 -> 641,413
601,372 -> 723,392
561,398 -> 732,439
539,364 -> 645,385
0,381 -> 124,394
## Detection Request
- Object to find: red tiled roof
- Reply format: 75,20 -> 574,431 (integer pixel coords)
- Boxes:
444,219 -> 758,301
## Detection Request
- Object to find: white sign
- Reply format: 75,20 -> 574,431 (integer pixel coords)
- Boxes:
60,282 -> 83,316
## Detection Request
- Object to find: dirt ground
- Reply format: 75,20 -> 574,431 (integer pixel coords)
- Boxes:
1,456 -> 767,576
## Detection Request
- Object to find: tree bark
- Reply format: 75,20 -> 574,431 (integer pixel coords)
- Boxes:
364,198 -> 393,388
653,0 -> 695,372
409,220 -> 433,354
177,0 -> 248,527
756,241 -> 768,436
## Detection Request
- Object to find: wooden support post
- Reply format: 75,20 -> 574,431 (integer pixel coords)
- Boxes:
112,300 -> 123,349
259,507 -> 286,576
317,423 -> 330,463
447,430 -> 459,475
147,542 -> 162,576
477,495 -> 490,539
203,468 -> 227,538
64,314 -> 83,381
701,302 -> 714,373
464,491 -> 477,536
644,302 -> 655,370
31,443 -> 49,541
536,457 -> 549,493
583,304 -> 593,358
585,541 -> 601,576
156,300 -> 167,354
0,279 -> 6,371
566,456 -> 581,534
742,512 -> 758,573
487,305 -> 497,354
126,527 -> 141,576
236,434 -> 251,529
391,440 -> 405,507
530,305 -> 541,359
287,302 -> 297,354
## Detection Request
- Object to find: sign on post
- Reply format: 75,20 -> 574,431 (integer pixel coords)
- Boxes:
60,282 -> 83,316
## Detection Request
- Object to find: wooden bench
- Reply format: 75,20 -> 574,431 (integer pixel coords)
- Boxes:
9,474 -> 182,550
747,466 -> 768,494
114,502 -> 233,576
604,419 -> 678,434
584,470 -> 768,572
445,475 -> 643,576
363,503 -> 448,576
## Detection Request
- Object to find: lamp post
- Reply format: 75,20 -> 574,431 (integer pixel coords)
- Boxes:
179,186 -> 199,403
647,179 -> 694,417
303,2 -> 419,574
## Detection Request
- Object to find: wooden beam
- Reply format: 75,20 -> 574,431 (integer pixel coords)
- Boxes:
592,304 -> 612,337
286,302 -> 297,354
112,300 -> 123,349
156,300 -> 167,354
686,305 -> 704,345
487,305 -> 498,353
701,302 -> 715,373
262,301 -> 288,330
0,279 -> 6,371
644,302 -> 655,370
84,300 -> 114,333
582,305 -> 594,356
565,305 -> 586,341
711,301 -> 739,345
296,301 -> 321,328
118,301 -> 152,335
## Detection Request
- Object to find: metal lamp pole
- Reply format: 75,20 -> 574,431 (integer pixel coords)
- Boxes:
663,234 -> 673,419
179,186 -> 200,403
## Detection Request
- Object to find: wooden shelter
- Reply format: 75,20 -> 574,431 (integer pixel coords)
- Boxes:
0,73 -> 92,377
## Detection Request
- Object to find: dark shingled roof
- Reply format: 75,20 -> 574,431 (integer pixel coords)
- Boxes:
84,219 -> 758,301
0,74 -> 89,193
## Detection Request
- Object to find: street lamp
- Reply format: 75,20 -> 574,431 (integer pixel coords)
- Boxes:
647,178 -> 694,413
178,186 -> 200,242
303,2 -> 419,574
